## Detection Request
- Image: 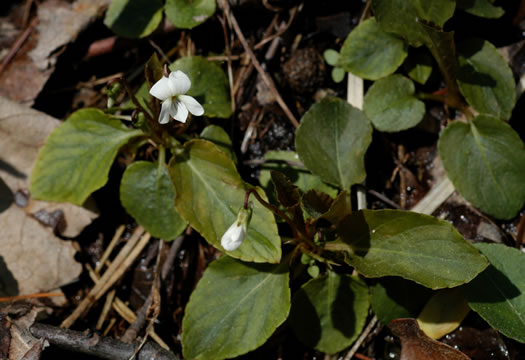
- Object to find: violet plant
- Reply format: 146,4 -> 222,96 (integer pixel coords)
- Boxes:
29,0 -> 525,358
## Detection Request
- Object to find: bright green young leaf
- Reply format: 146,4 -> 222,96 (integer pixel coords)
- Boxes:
31,109 -> 143,205
323,49 -> 340,66
182,256 -> 290,359
259,151 -> 338,199
417,288 -> 470,339
457,39 -> 516,120
165,0 -> 216,29
372,0 -> 456,47
439,115 -> 525,219
120,161 -> 186,240
326,210 -> 488,289
168,139 -> 281,263
457,0 -> 504,18
404,48 -> 433,85
104,0 -> 163,38
465,243 -> 525,343
295,97 -> 372,190
331,67 -> 345,83
339,17 -> 407,80
364,74 -> 425,132
370,277 -> 432,325
200,125 -> 236,162
289,272 -> 369,354
170,56 -> 232,118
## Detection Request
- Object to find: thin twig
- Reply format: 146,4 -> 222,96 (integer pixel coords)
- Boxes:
96,225 -> 125,273
0,17 -> 38,76
61,227 -> 146,328
218,0 -> 299,128
343,316 -> 378,360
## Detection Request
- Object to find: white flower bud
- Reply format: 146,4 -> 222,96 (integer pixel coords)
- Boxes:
221,207 -> 252,251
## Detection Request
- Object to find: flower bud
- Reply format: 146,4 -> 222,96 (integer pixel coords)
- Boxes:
221,207 -> 252,251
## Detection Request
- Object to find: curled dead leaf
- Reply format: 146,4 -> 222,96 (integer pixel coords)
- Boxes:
390,318 -> 471,360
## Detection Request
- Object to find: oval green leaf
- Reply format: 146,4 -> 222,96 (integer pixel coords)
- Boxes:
295,97 -> 372,190
372,0 -> 456,47
200,124 -> 236,162
120,161 -> 186,240
457,38 -> 516,120
259,151 -> 338,200
457,0 -> 504,18
439,115 -> 525,219
364,74 -> 425,132
104,0 -> 163,38
339,17 -> 407,80
31,109 -> 143,205
323,49 -> 340,66
169,56 -> 232,118
289,272 -> 369,354
464,243 -> 525,343
168,139 -> 281,263
165,0 -> 216,29
182,256 -> 290,359
327,209 -> 488,289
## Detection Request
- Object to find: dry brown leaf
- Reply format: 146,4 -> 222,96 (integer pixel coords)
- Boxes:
390,318 -> 471,360
0,0 -> 110,104
0,96 -> 97,296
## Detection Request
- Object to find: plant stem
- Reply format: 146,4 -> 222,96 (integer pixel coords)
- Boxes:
245,189 -> 316,249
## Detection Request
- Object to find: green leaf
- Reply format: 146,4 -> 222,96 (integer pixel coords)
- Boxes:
404,48 -> 433,85
259,151 -> 338,199
104,0 -> 163,38
323,49 -> 340,66
120,161 -> 186,240
331,67 -> 345,83
457,0 -> 504,18
364,74 -> 425,132
439,115 -> 525,219
168,139 -> 281,263
164,0 -> 216,29
200,125 -> 236,162
465,243 -> 525,343
457,38 -> 516,120
289,272 -> 369,354
370,277 -> 432,325
339,17 -> 407,80
295,97 -> 372,190
182,256 -> 290,359
326,209 -> 488,289
372,0 -> 456,47
170,56 -> 232,118
31,109 -> 142,205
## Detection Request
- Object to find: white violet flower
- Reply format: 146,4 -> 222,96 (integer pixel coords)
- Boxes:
149,70 -> 204,124
221,207 -> 252,251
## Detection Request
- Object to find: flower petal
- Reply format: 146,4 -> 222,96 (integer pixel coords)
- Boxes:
159,99 -> 175,124
171,99 -> 189,123
179,95 -> 204,116
168,70 -> 191,95
221,223 -> 245,251
149,76 -> 173,100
